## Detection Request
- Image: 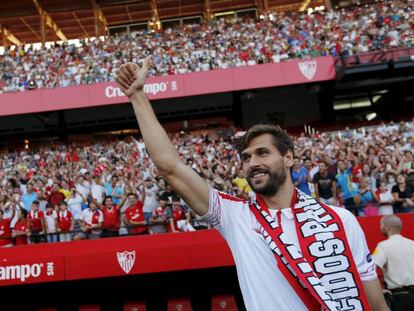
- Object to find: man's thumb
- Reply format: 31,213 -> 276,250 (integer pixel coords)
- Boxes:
142,56 -> 152,72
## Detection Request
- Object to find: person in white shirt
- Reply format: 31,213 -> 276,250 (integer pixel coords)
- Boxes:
115,58 -> 388,310
75,175 -> 91,199
66,188 -> 85,221
74,200 -> 103,240
44,203 -> 58,243
142,178 -> 159,219
375,182 -> 394,216
91,175 -> 106,204
373,215 -> 414,311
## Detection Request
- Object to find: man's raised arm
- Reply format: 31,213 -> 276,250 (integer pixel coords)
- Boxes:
116,58 -> 209,216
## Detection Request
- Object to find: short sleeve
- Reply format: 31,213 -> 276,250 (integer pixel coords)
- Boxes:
200,187 -> 223,227
201,187 -> 245,235
335,207 -> 377,282
372,245 -> 387,269
391,185 -> 398,194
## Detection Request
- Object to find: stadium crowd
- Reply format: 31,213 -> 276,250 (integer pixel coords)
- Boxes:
0,120 -> 413,247
1,0 -> 413,93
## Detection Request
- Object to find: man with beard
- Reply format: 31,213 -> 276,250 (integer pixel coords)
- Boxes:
373,215 -> 414,310
115,58 -> 387,310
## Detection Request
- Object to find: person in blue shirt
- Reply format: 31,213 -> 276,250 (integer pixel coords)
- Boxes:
336,160 -> 359,216
291,157 -> 311,195
21,183 -> 37,212
103,175 -> 124,205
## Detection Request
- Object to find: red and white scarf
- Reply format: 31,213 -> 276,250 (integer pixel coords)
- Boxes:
249,188 -> 370,311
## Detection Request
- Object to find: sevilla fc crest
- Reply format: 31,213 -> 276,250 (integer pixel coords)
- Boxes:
117,250 -> 136,274
298,61 -> 317,80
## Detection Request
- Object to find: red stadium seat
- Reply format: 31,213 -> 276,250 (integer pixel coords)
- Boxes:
78,305 -> 101,311
123,301 -> 147,311
167,297 -> 193,311
211,295 -> 238,310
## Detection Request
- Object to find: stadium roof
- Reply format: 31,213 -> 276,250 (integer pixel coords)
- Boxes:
0,0 -> 324,45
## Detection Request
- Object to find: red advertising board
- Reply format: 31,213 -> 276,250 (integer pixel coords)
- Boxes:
0,214 -> 413,287
0,256 -> 64,286
0,57 -> 335,116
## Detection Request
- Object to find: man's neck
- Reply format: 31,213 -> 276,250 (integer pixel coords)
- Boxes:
261,182 -> 294,210
388,231 -> 400,238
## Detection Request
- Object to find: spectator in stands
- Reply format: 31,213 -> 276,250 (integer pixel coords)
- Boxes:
66,187 -> 85,225
291,157 -> 311,195
313,161 -> 337,205
142,177 -> 159,222
118,188 -> 132,236
21,183 -> 37,212
373,215 -> 414,310
336,160 -> 360,216
44,202 -> 58,243
358,178 -> 378,216
0,210 -> 13,247
12,208 -> 29,245
104,175 -> 124,205
2,198 -> 17,227
232,170 -> 252,200
170,196 -> 194,233
75,175 -> 91,199
91,175 -> 106,204
392,174 -> 414,213
75,200 -> 103,240
57,201 -> 73,242
101,196 -> 121,238
375,182 -> 395,216
125,193 -> 148,235
149,193 -> 170,234
48,183 -> 65,208
27,200 -> 45,244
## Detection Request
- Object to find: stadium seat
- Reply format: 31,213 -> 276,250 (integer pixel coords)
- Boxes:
211,295 -> 238,310
78,305 -> 101,311
167,297 -> 193,311
123,301 -> 147,311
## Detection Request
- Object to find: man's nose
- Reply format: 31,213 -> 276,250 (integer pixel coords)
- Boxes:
248,154 -> 261,169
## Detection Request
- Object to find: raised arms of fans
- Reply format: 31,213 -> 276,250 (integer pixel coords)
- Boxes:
115,58 -> 209,216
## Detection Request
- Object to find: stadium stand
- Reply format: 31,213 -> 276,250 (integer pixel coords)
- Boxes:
0,0 -> 413,93
0,120 -> 413,247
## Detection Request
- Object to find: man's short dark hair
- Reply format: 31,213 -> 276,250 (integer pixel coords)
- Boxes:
127,193 -> 138,199
237,124 -> 294,157
32,200 -> 40,206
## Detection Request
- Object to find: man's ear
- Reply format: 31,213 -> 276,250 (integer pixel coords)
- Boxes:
284,150 -> 294,168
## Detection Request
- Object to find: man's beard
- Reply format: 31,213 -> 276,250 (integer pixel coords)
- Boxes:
246,160 -> 287,197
